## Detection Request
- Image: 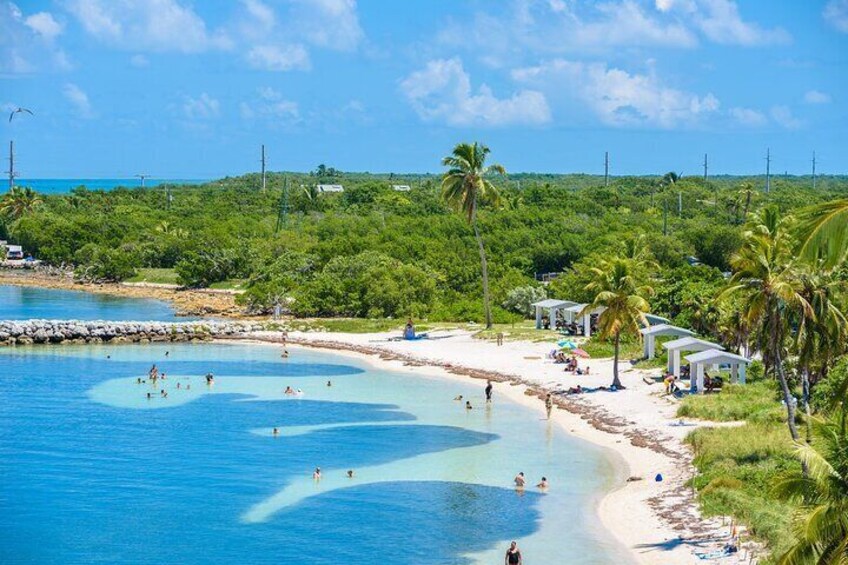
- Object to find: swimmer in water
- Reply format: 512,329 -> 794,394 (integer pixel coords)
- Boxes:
137,377 -> 142,384
176,382 -> 181,389
165,351 -> 169,357
272,427 -> 279,436
465,400 -> 473,410
327,380 -> 332,387
313,467 -> 321,480
284,386 -> 294,395
161,389 -> 167,398
514,472 -> 526,488
537,477 -> 549,490
347,470 -> 354,478
454,395 -> 463,401
146,392 -> 152,399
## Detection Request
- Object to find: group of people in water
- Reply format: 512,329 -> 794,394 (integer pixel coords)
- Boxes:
513,471 -> 548,490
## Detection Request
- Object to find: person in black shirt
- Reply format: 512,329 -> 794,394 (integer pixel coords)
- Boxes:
485,380 -> 493,403
505,541 -> 522,565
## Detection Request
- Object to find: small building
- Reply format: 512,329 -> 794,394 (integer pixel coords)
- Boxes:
663,337 -> 725,377
639,324 -> 695,359
392,184 -> 411,191
563,303 -> 606,337
532,299 -> 578,330
317,184 -> 344,193
684,349 -> 751,393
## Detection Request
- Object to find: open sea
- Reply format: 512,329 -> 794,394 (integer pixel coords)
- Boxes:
14,179 -> 207,195
0,288 -> 629,564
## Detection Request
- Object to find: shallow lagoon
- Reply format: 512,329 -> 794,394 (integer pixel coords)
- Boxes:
0,341 -> 629,564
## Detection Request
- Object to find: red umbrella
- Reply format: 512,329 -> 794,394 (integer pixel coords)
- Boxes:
573,348 -> 591,358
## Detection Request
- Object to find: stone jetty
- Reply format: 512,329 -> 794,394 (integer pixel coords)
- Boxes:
0,320 -> 266,346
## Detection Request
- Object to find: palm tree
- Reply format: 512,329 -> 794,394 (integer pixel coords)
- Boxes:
441,142 -> 505,329
582,258 -> 653,389
774,394 -> 848,564
0,186 -> 43,220
723,207 -> 812,444
796,198 -> 848,269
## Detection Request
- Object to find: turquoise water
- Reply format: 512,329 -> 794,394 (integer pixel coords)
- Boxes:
15,179 -> 206,195
0,285 -> 188,321
0,342 -> 628,564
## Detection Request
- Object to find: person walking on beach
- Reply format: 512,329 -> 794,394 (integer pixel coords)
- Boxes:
505,541 -> 523,565
545,393 -> 554,419
485,380 -> 493,403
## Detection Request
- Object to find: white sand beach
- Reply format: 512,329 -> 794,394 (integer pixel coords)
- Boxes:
244,328 -> 754,565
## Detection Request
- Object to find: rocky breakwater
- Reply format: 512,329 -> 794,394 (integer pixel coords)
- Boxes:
0,320 -> 266,346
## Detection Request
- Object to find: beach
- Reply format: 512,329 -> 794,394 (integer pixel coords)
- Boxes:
253,329 -> 751,565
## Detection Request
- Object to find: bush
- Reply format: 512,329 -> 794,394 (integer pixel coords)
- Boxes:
502,285 -> 546,317
175,248 -> 243,288
73,243 -> 138,282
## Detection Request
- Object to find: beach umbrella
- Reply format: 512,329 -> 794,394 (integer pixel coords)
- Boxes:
573,348 -> 590,358
557,340 -> 577,349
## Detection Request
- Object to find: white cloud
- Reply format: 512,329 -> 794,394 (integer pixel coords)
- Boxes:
247,44 -> 310,71
770,105 -> 802,129
691,0 -> 790,45
241,0 -> 275,33
400,58 -> 551,127
63,83 -> 94,118
183,93 -> 220,120
512,59 -> 719,128
130,54 -> 149,68
24,11 -> 62,41
803,90 -> 831,104
289,0 -> 363,51
1,3 -> 71,73
66,0 -> 232,53
824,0 -> 848,33
729,106 -> 767,127
240,88 -> 300,123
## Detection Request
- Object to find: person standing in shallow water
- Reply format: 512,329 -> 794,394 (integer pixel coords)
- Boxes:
485,380 -> 493,403
505,541 -> 522,565
545,393 -> 554,419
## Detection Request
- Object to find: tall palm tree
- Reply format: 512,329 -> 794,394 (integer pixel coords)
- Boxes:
796,198 -> 848,269
441,142 -> 505,329
723,207 -> 812,444
582,258 -> 653,389
774,395 -> 848,565
0,186 -> 43,220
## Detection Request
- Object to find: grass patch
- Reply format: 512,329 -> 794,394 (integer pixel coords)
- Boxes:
473,321 -> 563,343
581,336 -> 643,360
677,381 -> 787,424
126,268 -> 179,285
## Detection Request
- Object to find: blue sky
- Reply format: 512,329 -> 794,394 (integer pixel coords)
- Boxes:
1,0 -> 847,178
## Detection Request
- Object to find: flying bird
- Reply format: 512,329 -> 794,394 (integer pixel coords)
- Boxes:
9,107 -> 34,122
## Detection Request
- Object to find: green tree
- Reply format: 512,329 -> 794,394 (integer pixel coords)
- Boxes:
796,199 -> 848,269
440,142 -> 505,329
0,186 -> 43,220
582,258 -> 653,389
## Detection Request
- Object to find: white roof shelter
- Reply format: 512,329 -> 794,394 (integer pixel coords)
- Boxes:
317,184 -> 344,193
663,337 -> 724,377
562,303 -> 606,336
532,299 -> 578,329
392,184 -> 411,191
684,349 -> 751,393
640,324 -> 695,359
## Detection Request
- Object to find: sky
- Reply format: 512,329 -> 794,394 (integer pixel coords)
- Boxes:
1,0 -> 847,178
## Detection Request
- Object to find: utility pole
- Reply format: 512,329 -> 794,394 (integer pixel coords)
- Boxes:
261,144 -> 267,192
812,151 -> 817,190
678,192 -> 683,216
703,153 -> 708,181
275,175 -> 289,233
7,140 -> 15,190
604,151 -> 609,187
765,148 -> 771,194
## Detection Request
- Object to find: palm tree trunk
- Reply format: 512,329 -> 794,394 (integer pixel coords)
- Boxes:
471,195 -> 493,329
775,349 -> 809,475
802,369 -> 813,443
611,332 -> 623,389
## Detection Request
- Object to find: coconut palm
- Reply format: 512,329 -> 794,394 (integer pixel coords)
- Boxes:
774,399 -> 848,565
723,207 -> 812,444
796,198 -> 848,269
582,258 -> 653,389
441,142 -> 505,329
0,186 -> 42,220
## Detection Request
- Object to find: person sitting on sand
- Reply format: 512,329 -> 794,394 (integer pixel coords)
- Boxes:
272,427 -> 279,436
514,472 -> 526,488
403,318 -> 415,340
347,470 -> 354,478
453,395 -> 463,401
537,477 -> 549,489
505,541 -> 522,565
545,393 -> 554,419
567,385 -> 583,395
465,401 -> 473,410
313,467 -> 321,480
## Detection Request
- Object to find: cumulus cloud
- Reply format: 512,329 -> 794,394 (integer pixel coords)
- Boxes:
1,3 -> 71,73
247,44 -> 310,71
804,90 -> 831,104
691,0 -> 790,45
63,83 -> 94,118
289,0 -> 363,51
824,0 -> 848,33
183,93 -> 220,120
130,54 -> 149,67
770,105 -> 803,129
400,58 -> 551,127
729,106 -> 767,127
66,0 -> 232,53
512,59 -> 719,128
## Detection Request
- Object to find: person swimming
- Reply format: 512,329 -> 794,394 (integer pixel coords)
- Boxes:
284,386 -> 294,395
327,380 -> 332,387
165,351 -> 169,357
347,470 -> 354,478
137,377 -> 142,384
537,477 -> 549,489
465,400 -> 473,410
272,427 -> 279,436
205,372 -> 214,385
146,392 -> 152,399
453,395 -> 463,401
160,389 -> 167,398
312,467 -> 321,480
514,472 -> 526,488
176,382 -> 181,389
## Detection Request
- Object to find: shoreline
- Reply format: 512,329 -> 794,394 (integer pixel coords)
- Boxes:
232,331 -> 751,565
